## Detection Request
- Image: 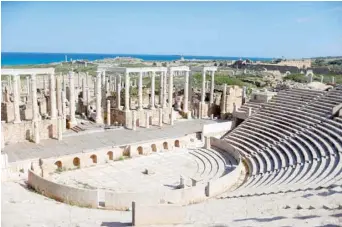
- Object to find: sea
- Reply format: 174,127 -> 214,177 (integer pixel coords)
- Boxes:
1,52 -> 273,66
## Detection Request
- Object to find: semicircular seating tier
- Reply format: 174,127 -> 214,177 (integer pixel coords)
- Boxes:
221,85 -> 342,198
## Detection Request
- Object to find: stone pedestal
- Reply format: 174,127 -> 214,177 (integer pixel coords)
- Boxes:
146,112 -> 150,128
159,108 -> 163,127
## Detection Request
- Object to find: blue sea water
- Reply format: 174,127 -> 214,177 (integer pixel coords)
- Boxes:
1,52 -> 272,66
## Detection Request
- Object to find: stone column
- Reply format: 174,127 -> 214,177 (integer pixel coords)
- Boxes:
17,75 -> 21,94
43,75 -> 46,91
57,116 -> 63,140
105,78 -> 110,96
124,72 -> 130,111
26,76 -> 30,94
320,75 -> 324,83
82,78 -> 86,105
56,75 -> 63,117
102,71 -> 106,87
62,89 -> 67,131
50,73 -> 57,119
95,71 -> 103,124
242,86 -> 247,105
31,74 -> 40,143
163,71 -> 167,108
183,70 -> 189,113
332,77 -> 335,84
201,70 -> 206,103
69,72 -> 77,126
113,75 -> 117,92
12,75 -> 21,123
107,100 -> 111,126
77,73 -> 81,88
117,84 -> 121,111
221,84 -> 227,116
170,109 -> 174,126
159,108 -> 163,127
138,71 -> 143,110
146,111 -> 150,128
150,71 -> 155,109
159,73 -> 164,106
168,70 -> 173,109
210,71 -> 215,104
31,74 -> 38,121
8,76 -> 12,93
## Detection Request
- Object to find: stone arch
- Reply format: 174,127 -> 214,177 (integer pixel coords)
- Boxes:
163,142 -> 168,150
107,151 -> 113,160
174,140 -> 180,148
73,157 -> 80,167
151,144 -> 157,152
285,71 -> 291,76
55,161 -> 62,169
90,154 -> 97,164
137,146 -> 143,155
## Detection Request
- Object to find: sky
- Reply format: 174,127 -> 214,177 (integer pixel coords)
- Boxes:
1,1 -> 342,58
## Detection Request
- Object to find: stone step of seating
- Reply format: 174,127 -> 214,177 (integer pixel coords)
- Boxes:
189,151 -> 207,180
198,148 -> 226,180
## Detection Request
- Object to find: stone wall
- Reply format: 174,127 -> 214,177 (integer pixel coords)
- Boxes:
28,169 -> 98,208
132,202 -> 185,226
2,119 -> 57,145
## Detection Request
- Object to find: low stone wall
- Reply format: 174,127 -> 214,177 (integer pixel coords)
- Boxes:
2,119 -> 57,145
39,134 -> 197,174
19,135 -> 243,210
132,202 -> 185,226
202,121 -> 232,137
105,190 -> 167,211
27,169 -> 98,208
207,137 -> 243,197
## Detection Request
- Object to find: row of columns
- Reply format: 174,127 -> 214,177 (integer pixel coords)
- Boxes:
114,69 -> 190,112
201,70 -> 216,105
5,72 -> 79,143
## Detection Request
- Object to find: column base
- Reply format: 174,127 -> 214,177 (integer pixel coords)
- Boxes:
13,120 -> 21,124
69,120 -> 78,127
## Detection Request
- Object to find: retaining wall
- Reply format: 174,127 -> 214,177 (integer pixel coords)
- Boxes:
132,202 -> 185,226
28,169 -> 98,208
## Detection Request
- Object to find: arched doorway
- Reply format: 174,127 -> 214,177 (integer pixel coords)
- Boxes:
107,151 -> 113,160
90,155 -> 97,164
163,142 -> 168,150
137,146 -> 143,155
151,144 -> 157,152
175,140 -> 180,148
55,161 -> 62,169
73,157 -> 80,167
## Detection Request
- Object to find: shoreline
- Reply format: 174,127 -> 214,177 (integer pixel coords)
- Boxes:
1,52 -> 274,66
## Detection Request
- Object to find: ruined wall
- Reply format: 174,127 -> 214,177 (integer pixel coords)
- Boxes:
224,86 -> 243,114
2,119 -> 57,145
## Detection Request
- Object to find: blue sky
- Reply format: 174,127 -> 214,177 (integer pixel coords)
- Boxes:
1,1 -> 342,58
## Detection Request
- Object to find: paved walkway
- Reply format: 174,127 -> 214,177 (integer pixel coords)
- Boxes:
3,119 -> 216,162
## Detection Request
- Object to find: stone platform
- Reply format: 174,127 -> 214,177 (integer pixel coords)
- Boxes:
3,119 -> 215,163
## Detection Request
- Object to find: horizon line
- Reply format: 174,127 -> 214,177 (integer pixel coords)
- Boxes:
1,51 -> 283,59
